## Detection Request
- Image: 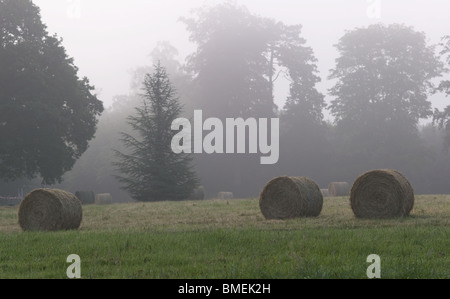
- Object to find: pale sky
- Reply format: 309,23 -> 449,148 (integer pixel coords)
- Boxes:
32,0 -> 450,116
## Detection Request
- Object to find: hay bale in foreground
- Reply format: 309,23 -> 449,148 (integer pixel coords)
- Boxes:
328,182 -> 350,197
217,192 -> 234,200
95,193 -> 113,205
18,188 -> 82,231
75,191 -> 95,205
189,186 -> 205,200
320,189 -> 329,197
350,169 -> 414,219
259,176 -> 323,220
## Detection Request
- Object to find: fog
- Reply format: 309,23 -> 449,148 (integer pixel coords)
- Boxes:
3,0 -> 450,201
33,0 -> 450,113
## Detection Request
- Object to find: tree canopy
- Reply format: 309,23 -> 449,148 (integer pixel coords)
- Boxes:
0,0 -> 104,184
434,35 -> 450,149
328,24 -> 443,178
329,24 -> 442,127
180,3 -> 327,197
182,2 -> 324,120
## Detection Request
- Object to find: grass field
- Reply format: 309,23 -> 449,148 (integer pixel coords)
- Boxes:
0,194 -> 448,279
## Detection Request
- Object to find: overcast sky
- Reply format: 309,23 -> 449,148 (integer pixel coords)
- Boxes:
32,0 -> 450,116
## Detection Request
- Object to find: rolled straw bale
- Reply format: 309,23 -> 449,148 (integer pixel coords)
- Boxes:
328,182 -> 350,197
320,189 -> 329,197
350,169 -> 414,219
189,186 -> 205,200
259,176 -> 323,220
95,193 -> 113,205
75,191 -> 95,205
217,192 -> 234,200
18,188 -> 82,231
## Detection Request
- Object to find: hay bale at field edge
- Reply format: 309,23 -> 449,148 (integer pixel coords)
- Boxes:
259,176 -> 323,220
95,193 -> 113,205
320,189 -> 329,197
350,169 -> 415,219
328,182 -> 350,197
18,188 -> 82,231
217,192 -> 234,200
75,191 -> 95,205
189,186 -> 205,200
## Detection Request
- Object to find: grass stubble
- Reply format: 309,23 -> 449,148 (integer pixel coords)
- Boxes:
0,195 -> 448,279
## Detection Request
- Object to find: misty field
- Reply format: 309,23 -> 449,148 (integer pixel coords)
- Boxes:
0,195 -> 448,279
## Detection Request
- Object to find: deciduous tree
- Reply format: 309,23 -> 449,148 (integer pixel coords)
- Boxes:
329,24 -> 443,177
0,0 -> 104,184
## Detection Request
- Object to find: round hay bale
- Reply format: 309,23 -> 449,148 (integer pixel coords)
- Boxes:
328,182 -> 350,197
320,189 -> 329,197
189,186 -> 205,200
350,169 -> 414,219
18,188 -> 82,231
75,191 -> 95,205
217,192 -> 234,200
259,176 -> 323,220
95,193 -> 112,205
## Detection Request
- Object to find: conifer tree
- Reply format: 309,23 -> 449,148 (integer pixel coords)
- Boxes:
114,64 -> 199,202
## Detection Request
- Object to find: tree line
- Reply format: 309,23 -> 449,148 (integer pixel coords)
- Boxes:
1,1 -> 450,200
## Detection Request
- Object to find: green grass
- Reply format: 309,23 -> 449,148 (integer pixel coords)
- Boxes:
0,195 -> 449,279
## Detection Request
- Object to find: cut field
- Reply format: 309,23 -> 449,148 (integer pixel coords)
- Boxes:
0,194 -> 448,279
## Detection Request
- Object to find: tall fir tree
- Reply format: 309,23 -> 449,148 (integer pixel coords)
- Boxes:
114,63 -> 199,202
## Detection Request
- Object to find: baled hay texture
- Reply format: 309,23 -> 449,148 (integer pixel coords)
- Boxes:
259,176 -> 323,220
328,182 -> 350,197
95,193 -> 113,205
350,169 -> 414,219
189,186 -> 205,200
75,191 -> 95,205
18,188 -> 82,231
217,192 -> 234,200
320,189 -> 329,197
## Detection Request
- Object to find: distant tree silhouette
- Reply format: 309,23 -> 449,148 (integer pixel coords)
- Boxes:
182,3 -> 325,120
113,64 -> 199,202
0,0 -> 104,184
181,3 -> 326,197
434,35 -> 450,150
328,24 -> 443,178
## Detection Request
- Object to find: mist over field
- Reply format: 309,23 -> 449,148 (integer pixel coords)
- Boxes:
2,0 -> 450,202
1,0 -> 449,281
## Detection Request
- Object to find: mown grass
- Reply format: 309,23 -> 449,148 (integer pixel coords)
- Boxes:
0,195 -> 448,279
